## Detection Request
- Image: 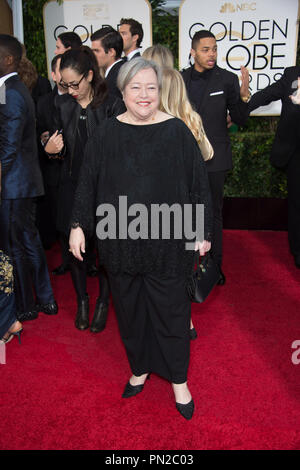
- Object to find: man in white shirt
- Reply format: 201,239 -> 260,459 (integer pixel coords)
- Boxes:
91,28 -> 124,99
118,18 -> 144,60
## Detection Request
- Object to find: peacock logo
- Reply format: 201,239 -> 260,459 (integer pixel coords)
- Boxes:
220,2 -> 257,13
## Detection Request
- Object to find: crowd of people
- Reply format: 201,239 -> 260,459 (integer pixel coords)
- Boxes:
1,18 -> 300,420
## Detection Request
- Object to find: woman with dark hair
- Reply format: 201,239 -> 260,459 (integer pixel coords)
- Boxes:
55,32 -> 82,55
45,46 -> 125,333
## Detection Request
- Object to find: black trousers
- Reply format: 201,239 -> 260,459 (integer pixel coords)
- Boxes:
287,151 -> 300,256
208,171 -> 227,267
61,234 -> 110,302
0,198 -> 54,314
108,271 -> 191,384
36,183 -> 59,249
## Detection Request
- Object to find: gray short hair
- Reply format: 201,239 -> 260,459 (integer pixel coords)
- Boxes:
117,57 -> 162,92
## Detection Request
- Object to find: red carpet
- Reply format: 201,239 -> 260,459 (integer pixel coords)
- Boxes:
1,230 -> 300,450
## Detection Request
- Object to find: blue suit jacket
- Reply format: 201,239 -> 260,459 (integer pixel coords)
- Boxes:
0,75 -> 44,199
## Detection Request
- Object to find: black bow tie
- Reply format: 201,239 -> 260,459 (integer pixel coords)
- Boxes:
122,56 -> 128,63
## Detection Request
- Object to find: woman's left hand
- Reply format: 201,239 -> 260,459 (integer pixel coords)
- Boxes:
69,226 -> 86,261
194,240 -> 211,256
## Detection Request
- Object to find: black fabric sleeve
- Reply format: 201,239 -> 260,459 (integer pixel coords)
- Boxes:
248,69 -> 289,112
70,130 -> 103,237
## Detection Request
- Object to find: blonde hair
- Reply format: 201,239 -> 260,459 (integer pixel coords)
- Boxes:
160,67 -> 205,145
142,44 -> 174,69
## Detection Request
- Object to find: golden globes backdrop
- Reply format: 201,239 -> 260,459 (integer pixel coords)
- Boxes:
43,0 -> 152,79
179,0 -> 300,115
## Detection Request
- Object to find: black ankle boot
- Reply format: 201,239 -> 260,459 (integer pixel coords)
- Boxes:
75,295 -> 89,330
90,299 -> 109,333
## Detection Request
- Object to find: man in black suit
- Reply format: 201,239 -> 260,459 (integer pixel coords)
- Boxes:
248,67 -> 300,268
91,28 -> 124,99
119,18 -> 143,60
0,34 -> 58,321
182,30 -> 249,283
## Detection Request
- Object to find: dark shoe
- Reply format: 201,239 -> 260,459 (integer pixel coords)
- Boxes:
1,322 -> 23,345
217,267 -> 226,286
75,295 -> 89,330
87,264 -> 98,277
189,327 -> 197,340
122,375 -> 150,398
37,300 -> 58,315
176,399 -> 194,420
52,264 -> 70,275
17,310 -> 38,322
90,299 -> 109,333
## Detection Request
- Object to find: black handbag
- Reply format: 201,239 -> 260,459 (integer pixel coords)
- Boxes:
187,253 -> 220,303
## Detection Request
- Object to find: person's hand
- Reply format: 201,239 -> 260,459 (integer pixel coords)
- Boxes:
240,66 -> 250,101
44,130 -> 64,154
227,114 -> 233,128
194,240 -> 211,256
69,226 -> 85,261
290,77 -> 300,104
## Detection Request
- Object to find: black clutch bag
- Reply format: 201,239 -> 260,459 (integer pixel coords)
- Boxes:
187,253 -> 220,303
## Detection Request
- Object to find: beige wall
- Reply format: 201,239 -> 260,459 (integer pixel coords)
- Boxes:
0,0 -> 13,35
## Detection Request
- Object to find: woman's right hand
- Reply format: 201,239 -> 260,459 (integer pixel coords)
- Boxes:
69,226 -> 86,261
44,130 -> 64,154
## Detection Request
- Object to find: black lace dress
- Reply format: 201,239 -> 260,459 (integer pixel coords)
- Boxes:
71,117 -> 213,279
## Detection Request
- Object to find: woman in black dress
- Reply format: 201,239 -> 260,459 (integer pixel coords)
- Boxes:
45,47 -> 125,332
69,58 -> 213,420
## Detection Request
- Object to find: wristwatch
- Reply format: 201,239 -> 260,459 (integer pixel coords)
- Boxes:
241,92 -> 251,103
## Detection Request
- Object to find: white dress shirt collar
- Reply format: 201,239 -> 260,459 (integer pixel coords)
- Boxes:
105,59 -> 124,78
0,72 -> 18,88
126,49 -> 140,61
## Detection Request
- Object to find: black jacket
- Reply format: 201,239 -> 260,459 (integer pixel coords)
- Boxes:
52,92 -> 126,175
248,66 -> 300,168
36,87 -> 62,186
182,65 -> 248,172
106,61 -> 124,100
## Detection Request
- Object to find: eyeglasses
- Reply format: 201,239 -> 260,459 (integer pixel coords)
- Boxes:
59,74 -> 86,90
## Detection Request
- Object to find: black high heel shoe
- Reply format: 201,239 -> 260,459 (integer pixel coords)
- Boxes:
1,327 -> 23,344
175,399 -> 194,420
189,327 -> 197,340
122,374 -> 151,398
